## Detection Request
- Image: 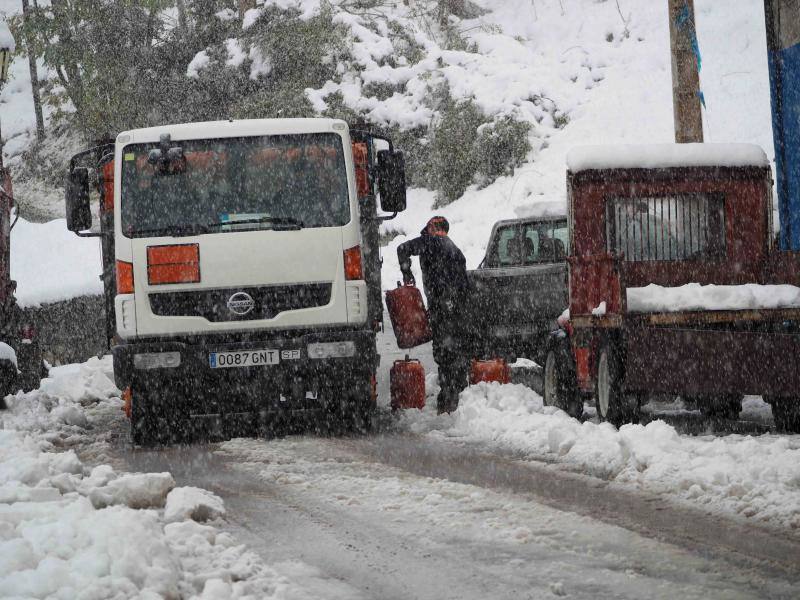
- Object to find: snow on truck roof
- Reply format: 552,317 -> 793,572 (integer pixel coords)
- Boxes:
566,143 -> 769,173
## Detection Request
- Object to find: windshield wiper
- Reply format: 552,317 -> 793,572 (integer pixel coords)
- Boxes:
206,217 -> 305,230
131,224 -> 210,237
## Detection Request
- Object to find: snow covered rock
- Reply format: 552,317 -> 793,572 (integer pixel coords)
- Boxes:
165,486 -> 226,523
89,472 -> 176,510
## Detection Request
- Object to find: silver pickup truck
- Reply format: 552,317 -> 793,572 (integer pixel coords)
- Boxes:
468,215 -> 569,362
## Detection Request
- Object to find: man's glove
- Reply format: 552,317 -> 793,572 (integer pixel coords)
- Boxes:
402,270 -> 416,286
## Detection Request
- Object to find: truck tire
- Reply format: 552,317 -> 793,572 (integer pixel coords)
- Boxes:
595,345 -> 639,427
130,388 -> 158,447
130,385 -> 178,447
766,396 -> 800,433
699,395 -> 742,421
326,375 -> 375,435
543,349 -> 582,419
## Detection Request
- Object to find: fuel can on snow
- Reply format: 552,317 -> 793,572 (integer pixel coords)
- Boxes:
470,358 -> 511,385
390,356 -> 426,410
385,283 -> 433,349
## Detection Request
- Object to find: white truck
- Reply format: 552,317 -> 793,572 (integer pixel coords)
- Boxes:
65,119 -> 407,444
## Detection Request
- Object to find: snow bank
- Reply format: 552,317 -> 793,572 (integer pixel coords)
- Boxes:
0,356 -> 292,598
448,383 -> 800,529
10,217 -> 103,308
628,283 -> 800,313
567,143 -> 769,173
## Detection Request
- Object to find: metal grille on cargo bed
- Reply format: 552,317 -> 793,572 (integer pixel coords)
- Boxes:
148,283 -> 332,322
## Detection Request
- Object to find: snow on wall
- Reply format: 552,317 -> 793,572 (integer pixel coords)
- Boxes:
10,217 -> 103,308
566,143 -> 769,173
627,283 -> 800,313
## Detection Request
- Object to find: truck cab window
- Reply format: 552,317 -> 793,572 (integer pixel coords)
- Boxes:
521,220 -> 569,264
488,226 -> 522,268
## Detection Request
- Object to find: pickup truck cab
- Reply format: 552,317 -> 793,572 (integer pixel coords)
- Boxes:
469,215 -> 569,361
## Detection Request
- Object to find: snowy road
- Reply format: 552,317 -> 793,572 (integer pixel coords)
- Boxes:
95,426 -> 800,600
44,330 -> 792,599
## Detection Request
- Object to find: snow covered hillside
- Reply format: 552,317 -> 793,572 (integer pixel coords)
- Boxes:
382,0 -> 774,281
0,0 -> 774,295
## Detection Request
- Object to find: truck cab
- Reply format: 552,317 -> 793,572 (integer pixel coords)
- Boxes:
66,118 -> 407,443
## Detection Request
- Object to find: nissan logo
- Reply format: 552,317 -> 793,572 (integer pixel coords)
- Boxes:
227,292 -> 255,316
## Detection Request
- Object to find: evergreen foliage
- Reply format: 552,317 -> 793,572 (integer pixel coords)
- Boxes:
14,0 -> 537,203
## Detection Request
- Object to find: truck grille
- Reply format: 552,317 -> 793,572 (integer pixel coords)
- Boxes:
149,283 -> 332,322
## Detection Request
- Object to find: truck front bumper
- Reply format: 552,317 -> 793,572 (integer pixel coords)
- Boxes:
113,328 -> 378,400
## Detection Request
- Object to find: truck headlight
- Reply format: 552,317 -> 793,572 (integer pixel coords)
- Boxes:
133,351 -> 181,370
307,341 -> 356,359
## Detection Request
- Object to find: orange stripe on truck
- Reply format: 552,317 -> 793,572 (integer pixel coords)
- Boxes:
147,244 -> 200,285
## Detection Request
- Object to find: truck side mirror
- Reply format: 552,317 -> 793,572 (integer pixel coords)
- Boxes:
377,150 -> 407,213
65,167 -> 92,232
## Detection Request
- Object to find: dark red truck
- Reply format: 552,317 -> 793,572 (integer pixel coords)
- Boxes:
544,144 -> 800,432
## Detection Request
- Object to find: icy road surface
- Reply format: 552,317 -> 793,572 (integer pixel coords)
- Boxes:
105,432 -> 799,600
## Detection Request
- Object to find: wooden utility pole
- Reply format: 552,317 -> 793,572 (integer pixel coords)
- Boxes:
668,0 -> 703,143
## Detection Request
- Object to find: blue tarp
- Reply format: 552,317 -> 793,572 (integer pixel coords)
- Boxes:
765,0 -> 800,250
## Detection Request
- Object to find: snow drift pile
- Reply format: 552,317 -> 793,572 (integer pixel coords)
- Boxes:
444,383 -> 800,530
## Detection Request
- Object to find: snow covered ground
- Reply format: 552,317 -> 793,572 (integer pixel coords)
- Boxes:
0,358 -> 331,599
396,381 -> 800,532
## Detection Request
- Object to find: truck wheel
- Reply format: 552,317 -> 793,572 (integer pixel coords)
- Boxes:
699,395 -> 742,421
595,345 -> 638,427
130,386 -> 171,447
766,397 -> 800,433
544,350 -> 582,419
131,391 -> 156,447
330,376 -> 374,435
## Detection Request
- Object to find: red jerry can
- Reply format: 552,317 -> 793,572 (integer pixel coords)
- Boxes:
390,356 -> 426,410
470,358 -> 511,385
385,283 -> 433,349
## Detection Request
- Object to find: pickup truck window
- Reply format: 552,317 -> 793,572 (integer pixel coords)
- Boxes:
606,194 -> 726,261
486,220 -> 569,268
120,133 -> 351,238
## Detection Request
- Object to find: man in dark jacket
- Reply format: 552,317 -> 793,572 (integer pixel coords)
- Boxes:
397,216 -> 469,413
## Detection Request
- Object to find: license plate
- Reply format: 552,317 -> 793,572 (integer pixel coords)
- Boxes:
209,349 -> 279,369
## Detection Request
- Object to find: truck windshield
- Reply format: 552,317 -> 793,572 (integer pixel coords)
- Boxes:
120,133 -> 351,237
